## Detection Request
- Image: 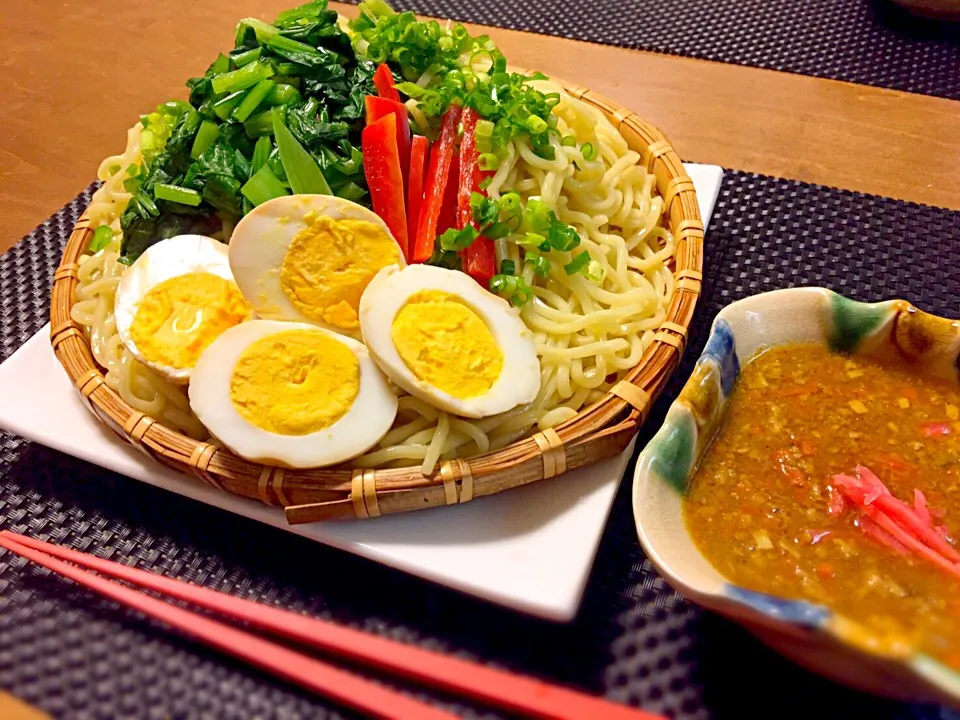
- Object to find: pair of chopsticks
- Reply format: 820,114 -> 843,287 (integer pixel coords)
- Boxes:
0,531 -> 662,720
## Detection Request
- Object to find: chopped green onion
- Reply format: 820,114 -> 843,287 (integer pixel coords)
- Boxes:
231,47 -> 261,68
581,142 -> 596,161
478,152 -> 499,171
154,183 -> 203,207
475,119 -> 495,138
190,120 -> 220,160
479,176 -> 492,190
564,251 -> 591,275
518,232 -> 545,250
499,259 -> 516,275
526,252 -> 550,278
88,226 -> 114,253
526,114 -> 548,133
439,225 -> 478,251
232,79 -> 276,122
489,274 -> 533,306
272,112 -> 332,195
547,217 -> 580,252
523,198 -> 551,233
251,136 -> 272,173
500,192 -> 522,214
584,259 -> 605,282
561,134 -> 576,147
241,164 -> 290,206
213,90 -> 246,121
211,59 -> 275,95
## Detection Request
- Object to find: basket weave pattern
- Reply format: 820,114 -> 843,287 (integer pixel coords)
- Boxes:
49,77 -> 704,522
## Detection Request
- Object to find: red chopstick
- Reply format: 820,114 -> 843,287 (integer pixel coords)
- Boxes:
0,532 -> 455,720
0,530 -> 663,720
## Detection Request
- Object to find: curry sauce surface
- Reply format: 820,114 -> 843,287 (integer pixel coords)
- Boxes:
684,344 -> 960,666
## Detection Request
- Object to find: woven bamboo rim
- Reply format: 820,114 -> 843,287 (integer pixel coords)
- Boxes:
50,70 -> 704,523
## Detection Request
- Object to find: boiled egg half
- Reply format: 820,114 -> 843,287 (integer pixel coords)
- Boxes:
188,320 -> 398,468
115,234 -> 251,384
229,195 -> 405,339
360,265 -> 541,419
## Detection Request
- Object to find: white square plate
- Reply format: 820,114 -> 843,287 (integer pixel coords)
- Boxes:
0,164 -> 721,621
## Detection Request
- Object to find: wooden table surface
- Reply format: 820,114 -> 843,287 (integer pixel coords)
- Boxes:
2,0 -> 959,251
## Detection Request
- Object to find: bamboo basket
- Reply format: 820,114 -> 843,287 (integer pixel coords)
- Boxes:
49,73 -> 704,523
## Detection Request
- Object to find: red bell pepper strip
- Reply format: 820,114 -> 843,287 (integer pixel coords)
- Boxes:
457,108 -> 496,285
407,135 -> 429,251
365,96 -> 411,194
373,63 -> 401,102
412,105 -> 462,263
362,114 -> 409,258
437,155 -> 460,236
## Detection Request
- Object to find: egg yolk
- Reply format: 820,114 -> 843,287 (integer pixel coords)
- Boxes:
280,214 -> 401,331
229,329 -> 359,436
130,272 -> 249,370
391,291 -> 503,400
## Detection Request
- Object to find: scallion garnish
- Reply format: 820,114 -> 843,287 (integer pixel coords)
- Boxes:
564,251 -> 591,275
88,226 -> 114,253
526,252 -> 551,278
581,142 -> 597,161
489,273 -> 534,307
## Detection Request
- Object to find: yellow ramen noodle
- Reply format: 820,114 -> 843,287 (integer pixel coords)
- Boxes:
391,291 -> 504,400
229,329 -> 360,436
130,272 -> 249,370
280,215 -> 402,332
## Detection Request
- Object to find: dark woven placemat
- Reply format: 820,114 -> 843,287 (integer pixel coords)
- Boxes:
1,174 -> 959,720
350,0 -> 960,100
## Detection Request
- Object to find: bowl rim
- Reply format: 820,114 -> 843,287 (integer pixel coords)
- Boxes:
632,286 -> 960,704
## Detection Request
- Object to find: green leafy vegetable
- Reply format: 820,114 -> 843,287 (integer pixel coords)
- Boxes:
251,135 -> 272,172
273,111 -> 332,194
232,79 -> 277,122
117,0 -> 375,263
154,183 -> 203,207
242,163 -> 290,206
190,120 -> 220,159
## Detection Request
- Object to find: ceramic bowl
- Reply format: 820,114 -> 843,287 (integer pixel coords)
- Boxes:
632,287 -> 960,705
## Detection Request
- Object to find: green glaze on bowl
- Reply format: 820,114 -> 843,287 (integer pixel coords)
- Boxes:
633,287 -> 960,705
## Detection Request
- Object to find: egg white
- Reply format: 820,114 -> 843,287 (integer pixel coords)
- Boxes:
188,320 -> 398,468
359,264 -> 542,419
115,234 -> 245,384
228,194 -> 406,339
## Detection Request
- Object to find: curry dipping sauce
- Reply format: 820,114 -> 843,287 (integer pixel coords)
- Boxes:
684,344 -> 960,667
